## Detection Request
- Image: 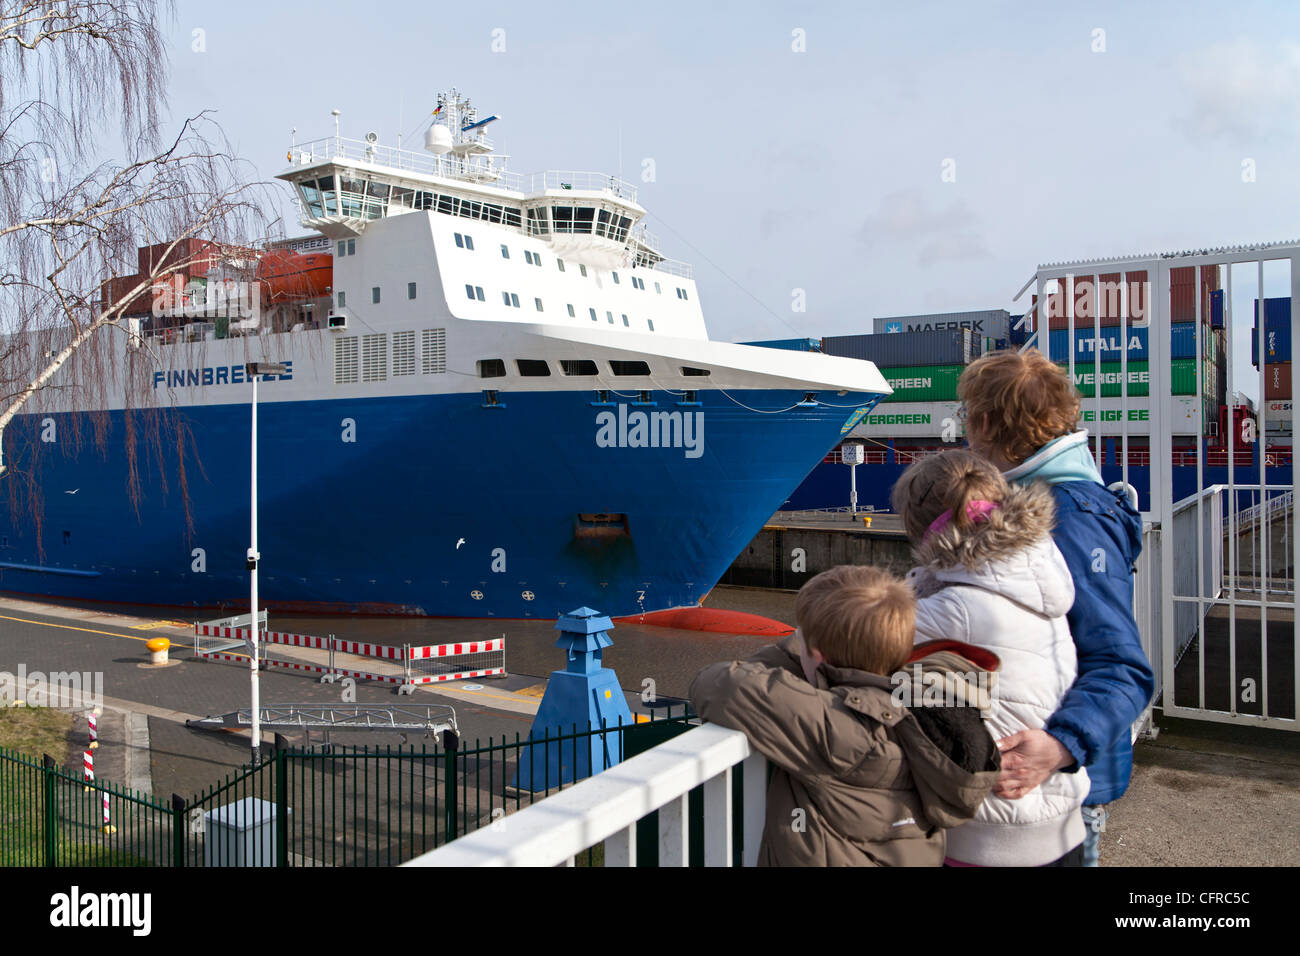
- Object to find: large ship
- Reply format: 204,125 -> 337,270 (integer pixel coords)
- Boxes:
0,91 -> 889,618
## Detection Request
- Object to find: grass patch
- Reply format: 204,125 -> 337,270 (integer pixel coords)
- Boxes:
0,706 -> 74,759
0,707 -> 152,867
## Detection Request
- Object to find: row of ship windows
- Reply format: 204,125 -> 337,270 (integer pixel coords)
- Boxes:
332,330 -> 710,385
477,359 -> 712,379
453,231 -> 687,299
463,283 -> 656,331
336,285 -> 417,307
334,329 -> 447,384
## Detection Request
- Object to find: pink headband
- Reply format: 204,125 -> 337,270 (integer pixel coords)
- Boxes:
926,500 -> 1000,538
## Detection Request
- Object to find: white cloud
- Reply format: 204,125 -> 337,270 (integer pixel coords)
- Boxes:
1175,39 -> 1300,143
859,188 -> 989,265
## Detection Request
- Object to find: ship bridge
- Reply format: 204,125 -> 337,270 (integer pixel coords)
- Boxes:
279,90 -> 657,273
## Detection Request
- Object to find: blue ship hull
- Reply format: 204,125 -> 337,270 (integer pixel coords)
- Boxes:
0,389 -> 873,618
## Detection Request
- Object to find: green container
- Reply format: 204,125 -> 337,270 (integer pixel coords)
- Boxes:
878,364 -> 964,403
1060,359 -> 1208,397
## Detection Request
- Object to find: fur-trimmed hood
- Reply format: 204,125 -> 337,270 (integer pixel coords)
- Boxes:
910,481 -> 1073,620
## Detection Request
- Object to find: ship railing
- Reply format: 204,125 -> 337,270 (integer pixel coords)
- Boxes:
525,170 -> 639,202
651,257 -> 694,280
402,722 -> 767,867
288,136 -> 525,191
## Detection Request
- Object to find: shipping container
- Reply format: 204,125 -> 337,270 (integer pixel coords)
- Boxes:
876,363 -> 965,403
848,401 -> 964,438
1044,270 -> 1147,329
1265,362 -> 1292,399
822,329 -> 974,368
1061,359 -> 1205,398
1210,289 -> 1224,328
1047,323 -> 1212,363
873,309 -> 1009,342
739,337 -> 821,352
1251,298 -> 1292,366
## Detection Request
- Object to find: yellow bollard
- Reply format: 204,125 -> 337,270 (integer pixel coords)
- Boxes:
861,515 -> 872,528
146,637 -> 170,665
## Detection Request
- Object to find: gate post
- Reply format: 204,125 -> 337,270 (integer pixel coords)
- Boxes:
171,793 -> 187,867
275,744 -> 289,867
41,754 -> 56,867
441,729 -> 459,843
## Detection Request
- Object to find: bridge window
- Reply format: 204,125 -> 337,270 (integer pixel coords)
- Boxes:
606,310 -> 614,324
500,244 -> 510,259
516,359 -> 550,377
535,297 -> 544,312
621,314 -> 629,327
567,304 -> 576,317
611,271 -> 620,284
589,308 -> 598,322
655,282 -> 661,294
557,258 -> 566,273
526,207 -> 549,236
561,359 -> 598,375
478,359 -> 506,378
682,366 -> 710,376
579,264 -> 588,277
524,250 -> 534,265
454,232 -> 464,248
648,319 -> 655,331
610,360 -> 651,375
465,284 -> 476,300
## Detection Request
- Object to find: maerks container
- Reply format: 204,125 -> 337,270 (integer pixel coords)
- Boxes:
822,329 -> 973,368
739,338 -> 822,352
1251,298 -> 1292,367
872,309 -> 1009,342
876,364 -> 964,403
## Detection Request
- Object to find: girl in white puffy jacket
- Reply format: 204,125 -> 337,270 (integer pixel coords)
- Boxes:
892,449 -> 1089,867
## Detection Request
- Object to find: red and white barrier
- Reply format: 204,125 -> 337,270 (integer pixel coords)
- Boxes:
102,791 -> 115,835
193,648 -> 504,686
87,712 -> 98,750
194,621 -> 506,692
194,625 -> 505,662
83,750 -> 94,791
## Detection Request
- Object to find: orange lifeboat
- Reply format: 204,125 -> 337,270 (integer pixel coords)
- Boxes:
255,250 -> 333,301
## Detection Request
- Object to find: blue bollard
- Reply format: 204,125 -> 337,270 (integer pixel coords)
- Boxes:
513,607 -> 634,792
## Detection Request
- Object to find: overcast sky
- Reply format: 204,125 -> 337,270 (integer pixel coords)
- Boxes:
166,0 -> 1299,398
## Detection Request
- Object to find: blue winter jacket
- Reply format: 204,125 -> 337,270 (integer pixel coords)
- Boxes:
1004,432 -> 1155,805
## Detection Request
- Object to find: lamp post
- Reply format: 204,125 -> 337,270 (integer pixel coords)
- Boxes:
247,361 -> 286,765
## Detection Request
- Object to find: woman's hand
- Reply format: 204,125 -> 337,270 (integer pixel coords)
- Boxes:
994,728 -> 1074,798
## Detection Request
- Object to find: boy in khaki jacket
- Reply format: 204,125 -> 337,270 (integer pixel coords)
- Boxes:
689,565 -> 1001,866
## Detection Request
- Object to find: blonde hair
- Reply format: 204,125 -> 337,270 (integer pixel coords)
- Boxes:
795,565 -> 915,675
892,450 -> 1009,546
958,349 -> 1080,466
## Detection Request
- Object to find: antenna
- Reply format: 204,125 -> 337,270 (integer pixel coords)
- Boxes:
331,109 -> 341,141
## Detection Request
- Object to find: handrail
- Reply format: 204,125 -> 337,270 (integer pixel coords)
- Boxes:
402,723 -> 763,867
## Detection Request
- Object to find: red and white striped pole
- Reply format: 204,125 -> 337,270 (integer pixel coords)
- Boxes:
83,750 -> 94,791
102,791 -> 115,835
87,711 -> 98,750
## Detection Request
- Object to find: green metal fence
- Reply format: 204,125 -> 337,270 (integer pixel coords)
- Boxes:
0,744 -> 177,867
0,708 -> 697,867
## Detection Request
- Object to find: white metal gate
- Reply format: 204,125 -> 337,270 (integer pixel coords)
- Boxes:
1022,241 -> 1298,731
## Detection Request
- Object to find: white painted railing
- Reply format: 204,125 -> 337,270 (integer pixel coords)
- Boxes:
402,723 -> 768,867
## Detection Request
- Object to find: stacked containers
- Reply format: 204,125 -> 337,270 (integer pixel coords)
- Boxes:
1252,298 -> 1292,367
821,329 -> 975,403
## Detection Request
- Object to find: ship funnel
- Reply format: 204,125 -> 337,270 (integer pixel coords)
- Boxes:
425,124 -> 453,154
